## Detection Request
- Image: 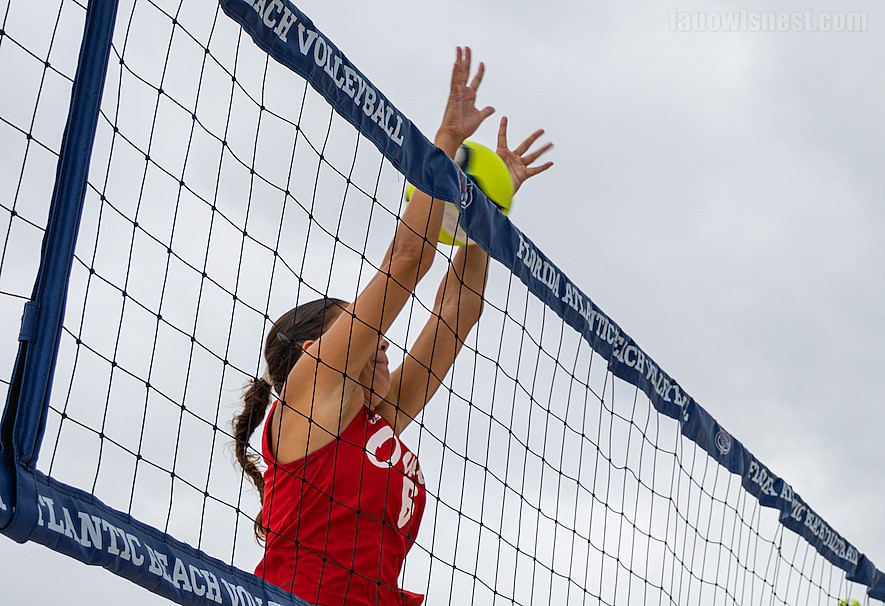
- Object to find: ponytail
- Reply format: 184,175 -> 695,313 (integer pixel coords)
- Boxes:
233,376 -> 273,542
233,296 -> 346,543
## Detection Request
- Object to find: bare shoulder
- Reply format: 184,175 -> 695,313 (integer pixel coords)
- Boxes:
269,392 -> 363,465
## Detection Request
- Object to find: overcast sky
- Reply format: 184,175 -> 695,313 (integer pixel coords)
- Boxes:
1,0 -> 883,604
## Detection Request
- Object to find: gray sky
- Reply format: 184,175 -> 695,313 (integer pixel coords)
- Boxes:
1,0 -> 883,604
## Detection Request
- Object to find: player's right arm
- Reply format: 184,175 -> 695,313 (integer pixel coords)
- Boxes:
380,118 -> 554,433
272,48 -> 494,463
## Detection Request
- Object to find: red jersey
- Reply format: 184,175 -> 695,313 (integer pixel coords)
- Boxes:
255,403 -> 427,606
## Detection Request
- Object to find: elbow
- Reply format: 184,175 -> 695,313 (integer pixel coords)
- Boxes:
465,297 -> 485,323
441,295 -> 484,329
389,238 -> 436,285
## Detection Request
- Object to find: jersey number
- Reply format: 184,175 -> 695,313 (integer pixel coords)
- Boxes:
397,477 -> 417,528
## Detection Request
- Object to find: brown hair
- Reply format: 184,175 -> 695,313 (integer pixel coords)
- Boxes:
233,296 -> 346,541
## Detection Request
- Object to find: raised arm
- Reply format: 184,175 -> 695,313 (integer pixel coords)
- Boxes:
381,119 -> 554,434
380,242 -> 488,434
271,48 -> 494,463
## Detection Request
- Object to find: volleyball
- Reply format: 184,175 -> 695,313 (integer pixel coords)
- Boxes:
406,140 -> 515,246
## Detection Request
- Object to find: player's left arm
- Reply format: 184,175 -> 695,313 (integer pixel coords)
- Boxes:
377,119 -> 554,434
379,243 -> 488,434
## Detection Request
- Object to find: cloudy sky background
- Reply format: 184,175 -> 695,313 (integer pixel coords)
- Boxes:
1,0 -> 883,604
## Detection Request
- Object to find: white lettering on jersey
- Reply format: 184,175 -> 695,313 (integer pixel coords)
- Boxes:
398,477 -> 418,529
365,425 -> 402,469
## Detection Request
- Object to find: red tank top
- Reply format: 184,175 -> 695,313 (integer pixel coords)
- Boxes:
255,403 -> 426,606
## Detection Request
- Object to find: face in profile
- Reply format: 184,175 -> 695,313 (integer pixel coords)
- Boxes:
360,334 -> 391,407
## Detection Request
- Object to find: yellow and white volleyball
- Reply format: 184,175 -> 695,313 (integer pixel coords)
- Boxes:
405,140 -> 514,246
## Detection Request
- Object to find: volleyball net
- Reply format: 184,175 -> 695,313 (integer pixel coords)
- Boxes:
1,1 -> 883,604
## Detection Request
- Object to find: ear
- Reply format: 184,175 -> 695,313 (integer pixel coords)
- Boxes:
301,339 -> 316,353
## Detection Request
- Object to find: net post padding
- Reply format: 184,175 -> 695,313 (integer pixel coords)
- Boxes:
0,1 -> 120,541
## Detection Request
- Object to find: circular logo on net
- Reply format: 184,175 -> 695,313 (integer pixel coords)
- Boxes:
715,430 -> 732,455
458,170 -> 474,209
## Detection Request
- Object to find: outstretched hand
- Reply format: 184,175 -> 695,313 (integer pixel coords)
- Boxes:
436,47 -> 495,153
496,117 -> 554,195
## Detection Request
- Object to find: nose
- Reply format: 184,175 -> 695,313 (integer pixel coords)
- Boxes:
379,338 -> 389,352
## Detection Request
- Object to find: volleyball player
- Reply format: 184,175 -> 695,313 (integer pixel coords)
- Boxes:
233,47 -> 553,605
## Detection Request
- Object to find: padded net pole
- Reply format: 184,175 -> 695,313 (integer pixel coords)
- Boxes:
0,0 -> 119,541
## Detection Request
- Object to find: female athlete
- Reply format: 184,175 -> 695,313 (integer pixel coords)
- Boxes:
233,47 -> 553,606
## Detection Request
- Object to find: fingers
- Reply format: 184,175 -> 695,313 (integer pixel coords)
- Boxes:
514,129 -> 545,156
507,123 -> 554,166
499,120 -> 554,190
497,116 -> 509,151
450,47 -> 466,91
452,47 -> 471,84
451,46 -> 485,92
523,141 -> 554,166
442,47 -> 497,141
468,61 -> 485,90
526,161 -> 554,178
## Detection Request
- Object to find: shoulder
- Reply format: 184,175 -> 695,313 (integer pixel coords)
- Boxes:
370,400 -> 412,435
